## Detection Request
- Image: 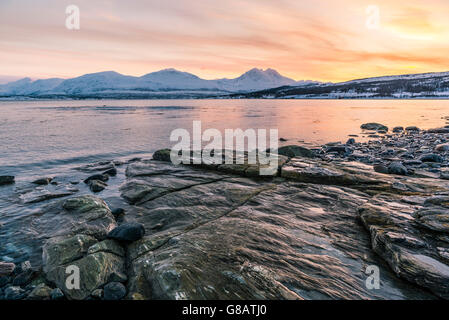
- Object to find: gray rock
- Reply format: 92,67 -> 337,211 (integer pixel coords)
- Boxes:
32,177 -> 53,185
111,208 -> 125,218
107,223 -> 145,242
152,149 -> 172,162
346,138 -> 356,145
373,164 -> 389,174
270,145 -> 316,158
103,167 -> 117,176
4,286 -> 26,300
89,180 -> 107,193
388,162 -> 408,175
393,126 -> 404,133
361,123 -> 388,131
435,143 -> 449,152
28,283 -> 52,300
50,288 -> 64,300
84,174 -> 109,184
103,282 -> 126,300
0,262 -> 15,276
91,288 -> 103,299
405,126 -> 420,132
420,153 -> 443,163
0,176 -> 15,186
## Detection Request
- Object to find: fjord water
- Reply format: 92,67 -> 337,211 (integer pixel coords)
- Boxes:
1,99 -> 449,299
1,99 -> 449,178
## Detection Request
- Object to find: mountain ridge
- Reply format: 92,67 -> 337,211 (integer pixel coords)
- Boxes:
2,68 -> 449,99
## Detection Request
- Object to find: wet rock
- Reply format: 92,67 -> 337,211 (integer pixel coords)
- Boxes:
420,153 -> 443,163
373,164 -> 389,174
152,149 -> 172,162
107,223 -> 145,242
0,262 -> 15,276
104,282 -> 127,300
413,207 -> 449,233
12,270 -> 35,286
111,208 -> 125,218
21,188 -> 79,204
435,143 -> 449,152
103,167 -> 117,176
358,199 -> 449,299
427,127 -> 449,134
19,261 -> 32,273
346,138 -> 356,145
50,288 -> 64,300
27,283 -> 52,300
43,234 -> 97,273
325,145 -> 350,154
0,176 -> 14,186
84,174 -> 109,184
361,123 -> 388,131
4,286 -> 26,300
393,126 -> 404,133
405,126 -> 420,132
45,251 -> 125,300
87,239 -> 125,257
279,137 -> 288,142
271,145 -> 315,158
32,178 -> 53,185
88,180 -> 107,193
388,162 -> 408,176
91,288 -> 103,299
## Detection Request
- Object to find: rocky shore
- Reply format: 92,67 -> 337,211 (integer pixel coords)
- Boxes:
1,123 -> 449,300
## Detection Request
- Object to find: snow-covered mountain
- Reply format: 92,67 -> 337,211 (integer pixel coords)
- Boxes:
234,71 -> 449,99
0,68 -> 304,98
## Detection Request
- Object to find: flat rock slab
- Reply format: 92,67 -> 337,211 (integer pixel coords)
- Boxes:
118,158 -> 441,300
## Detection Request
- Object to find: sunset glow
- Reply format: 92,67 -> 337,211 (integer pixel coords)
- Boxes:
1,0 -> 449,82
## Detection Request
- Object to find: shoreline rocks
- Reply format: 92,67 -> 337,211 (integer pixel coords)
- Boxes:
0,176 -> 15,186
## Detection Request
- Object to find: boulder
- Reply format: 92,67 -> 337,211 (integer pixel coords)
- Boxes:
0,176 -> 14,186
4,286 -> 26,300
45,251 -> 125,300
103,282 -> 127,300
28,283 -> 53,300
88,180 -> 107,193
0,262 -> 15,276
360,123 -> 388,131
107,223 -> 145,242
32,178 -> 53,185
420,153 -> 443,163
373,164 -> 389,174
435,144 -> 449,152
388,162 -> 408,175
270,145 -> 315,158
152,149 -> 172,162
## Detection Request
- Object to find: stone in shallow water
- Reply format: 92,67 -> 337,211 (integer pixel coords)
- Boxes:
0,176 -> 14,186
361,123 -> 388,131
152,149 -> 172,162
88,179 -> 107,193
435,143 -> 449,152
32,177 -> 53,185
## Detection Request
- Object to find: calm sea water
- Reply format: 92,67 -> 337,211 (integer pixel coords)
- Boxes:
1,99 -> 449,179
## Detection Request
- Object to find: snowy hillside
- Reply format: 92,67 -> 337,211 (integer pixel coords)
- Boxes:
0,68 -> 302,98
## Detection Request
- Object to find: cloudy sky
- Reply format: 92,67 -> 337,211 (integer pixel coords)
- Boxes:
1,0 -> 449,82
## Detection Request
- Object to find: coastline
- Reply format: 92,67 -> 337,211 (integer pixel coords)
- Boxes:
1,123 -> 449,300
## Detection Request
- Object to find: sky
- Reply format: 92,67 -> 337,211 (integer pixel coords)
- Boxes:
1,0 -> 449,83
